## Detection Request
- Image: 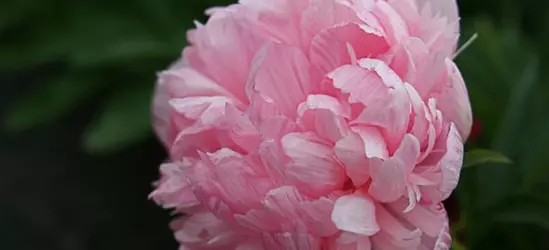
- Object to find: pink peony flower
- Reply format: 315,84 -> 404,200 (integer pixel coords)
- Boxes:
150,0 -> 472,249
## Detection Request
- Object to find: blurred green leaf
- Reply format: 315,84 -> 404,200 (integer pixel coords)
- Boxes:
4,74 -> 103,132
83,83 -> 153,154
464,149 -> 512,168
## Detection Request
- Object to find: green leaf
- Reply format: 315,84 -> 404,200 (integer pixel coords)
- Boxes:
83,83 -> 154,154
4,74 -> 103,132
464,149 -> 512,168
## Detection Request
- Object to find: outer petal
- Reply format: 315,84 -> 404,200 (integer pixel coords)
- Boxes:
421,123 -> 463,203
149,162 -> 199,210
414,0 -> 459,27
437,123 -> 463,200
332,192 -> 380,236
434,59 -> 472,141
185,12 -> 265,103
169,96 -> 234,159
171,211 -> 238,249
152,60 -> 237,148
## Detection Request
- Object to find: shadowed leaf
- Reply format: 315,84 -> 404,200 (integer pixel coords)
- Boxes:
464,149 -> 512,168
83,83 -> 154,154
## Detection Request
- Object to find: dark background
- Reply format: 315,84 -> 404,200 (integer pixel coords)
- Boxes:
2,0 -> 549,249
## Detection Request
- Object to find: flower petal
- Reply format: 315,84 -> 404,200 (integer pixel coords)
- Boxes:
328,64 -> 391,106
369,134 -> 420,202
355,83 -> 411,151
434,59 -> 472,140
414,0 -> 459,27
282,133 -> 345,196
185,13 -> 265,102
310,22 -> 389,76
334,126 -> 388,187
332,192 -> 379,236
297,94 -> 351,143
247,43 -> 312,117
388,199 -> 448,237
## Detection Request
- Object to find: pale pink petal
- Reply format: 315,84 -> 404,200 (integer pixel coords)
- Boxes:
386,38 -> 446,98
260,116 -> 298,140
204,150 -> 275,212
355,83 -> 411,151
331,232 -> 373,250
369,134 -> 420,202
334,126 -> 388,186
375,203 -> 422,243
239,0 -> 309,46
300,0 -> 358,45
328,64 -> 391,106
168,96 -> 234,159
297,94 -> 351,142
332,192 -> 379,236
247,43 -> 312,117
150,162 -> 200,210
403,83 -> 429,143
261,229 -> 322,250
433,59 -> 473,140
282,133 -> 345,196
236,186 -> 337,237
172,211 -> 238,248
152,75 -> 172,147
310,22 -> 389,75
437,123 -> 463,201
414,0 -> 459,27
388,199 -> 447,237
246,93 -> 284,126
158,63 -> 235,99
222,105 -> 261,153
372,1 -> 410,46
186,13 -> 265,103
300,197 -> 340,236
334,131 -> 370,187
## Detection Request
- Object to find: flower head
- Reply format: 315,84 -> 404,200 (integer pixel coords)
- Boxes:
151,0 -> 472,249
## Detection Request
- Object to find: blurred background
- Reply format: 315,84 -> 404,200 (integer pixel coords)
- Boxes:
1,0 -> 549,249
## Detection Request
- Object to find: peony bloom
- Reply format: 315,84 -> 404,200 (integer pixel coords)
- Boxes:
150,0 -> 472,249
